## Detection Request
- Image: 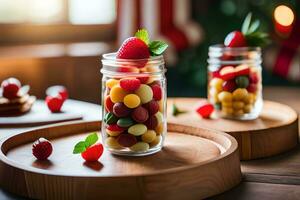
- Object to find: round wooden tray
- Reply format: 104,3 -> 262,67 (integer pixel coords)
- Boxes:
0,121 -> 241,200
168,98 -> 299,160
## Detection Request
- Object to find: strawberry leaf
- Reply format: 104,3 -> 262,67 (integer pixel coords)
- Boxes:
247,19 -> 260,35
135,29 -> 150,45
84,132 -> 98,147
149,41 -> 168,56
172,103 -> 186,116
73,141 -> 87,154
241,12 -> 252,35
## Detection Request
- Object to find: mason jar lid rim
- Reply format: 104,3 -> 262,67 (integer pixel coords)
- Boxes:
102,52 -> 164,62
209,44 -> 261,52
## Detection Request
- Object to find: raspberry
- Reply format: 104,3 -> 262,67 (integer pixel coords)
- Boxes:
1,77 -> 21,99
151,84 -> 162,101
81,143 -> 103,162
119,78 -> 141,92
137,75 -> 150,84
196,102 -> 214,118
32,138 -> 53,160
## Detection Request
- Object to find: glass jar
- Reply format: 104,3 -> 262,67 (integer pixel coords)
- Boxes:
207,45 -> 263,120
101,53 -> 167,156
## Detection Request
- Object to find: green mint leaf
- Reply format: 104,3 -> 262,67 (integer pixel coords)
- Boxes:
172,103 -> 186,116
135,29 -> 150,45
241,12 -> 252,35
73,141 -> 87,154
149,40 -> 168,56
247,19 -> 260,34
84,132 -> 98,147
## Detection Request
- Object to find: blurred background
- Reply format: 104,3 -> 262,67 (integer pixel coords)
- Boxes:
0,0 -> 299,103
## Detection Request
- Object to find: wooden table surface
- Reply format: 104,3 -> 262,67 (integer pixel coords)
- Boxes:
1,87 -> 300,199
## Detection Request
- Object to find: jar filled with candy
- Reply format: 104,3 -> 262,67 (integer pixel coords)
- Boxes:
207,45 -> 263,120
101,53 -> 167,156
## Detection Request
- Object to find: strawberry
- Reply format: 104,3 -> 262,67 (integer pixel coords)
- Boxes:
120,78 -> 141,92
219,66 -> 236,81
32,138 -> 53,160
196,102 -> 214,118
81,143 -> 103,162
1,78 -> 21,99
45,95 -> 64,113
235,65 -> 250,76
224,31 -> 247,47
117,37 -> 150,60
137,75 -> 150,84
46,85 -> 68,101
73,132 -> 103,162
151,84 -> 162,101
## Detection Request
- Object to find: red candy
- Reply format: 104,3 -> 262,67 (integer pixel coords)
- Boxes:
81,143 -> 103,162
219,66 -> 236,81
120,78 -> 141,92
45,95 -> 64,113
137,76 -> 150,84
196,102 -> 214,118
249,72 -> 259,84
32,138 -> 53,160
107,124 -> 125,132
1,77 -> 21,99
145,115 -> 158,129
117,134 -> 137,147
131,106 -> 149,123
105,95 -> 114,112
235,65 -> 250,76
222,79 -> 237,92
247,83 -> 257,93
144,100 -> 159,115
224,31 -> 246,47
113,102 -> 131,117
151,84 -> 162,100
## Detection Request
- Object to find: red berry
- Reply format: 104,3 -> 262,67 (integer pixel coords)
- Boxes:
247,83 -> 257,93
137,75 -> 150,84
143,100 -> 159,115
196,102 -> 214,118
118,66 -> 139,73
107,124 -> 125,132
120,78 -> 141,92
219,66 -> 236,81
105,95 -> 114,112
211,70 -> 221,78
222,80 -> 237,92
113,102 -> 131,117
117,134 -> 137,147
32,138 -> 53,160
145,115 -> 158,129
151,84 -> 162,101
249,72 -> 259,84
45,95 -> 64,113
117,37 -> 150,68
1,78 -> 21,99
131,106 -> 149,123
46,85 -> 68,101
81,143 -> 103,162
235,65 -> 250,76
224,31 -> 247,47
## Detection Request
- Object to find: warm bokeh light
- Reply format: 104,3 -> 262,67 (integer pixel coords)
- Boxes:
274,5 -> 295,26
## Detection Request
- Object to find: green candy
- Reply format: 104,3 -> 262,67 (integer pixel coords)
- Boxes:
104,112 -> 118,125
235,76 -> 249,88
117,117 -> 134,128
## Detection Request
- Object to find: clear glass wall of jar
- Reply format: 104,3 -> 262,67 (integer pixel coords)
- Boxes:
101,53 -> 167,156
207,45 -> 263,120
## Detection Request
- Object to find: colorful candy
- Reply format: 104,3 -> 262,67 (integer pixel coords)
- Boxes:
144,100 -> 159,115
105,95 -> 114,112
145,115 -> 158,129
110,85 -> 128,103
131,106 -> 149,123
235,76 -> 249,88
151,84 -> 162,100
106,79 -> 119,89
128,124 -> 147,136
104,112 -> 118,125
117,134 -> 137,147
120,78 -> 141,92
130,142 -> 150,152
141,130 -> 156,143
124,94 -> 141,108
105,137 -> 122,149
117,117 -> 134,128
135,84 -> 153,104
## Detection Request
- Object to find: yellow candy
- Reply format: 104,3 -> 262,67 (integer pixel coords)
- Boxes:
150,136 -> 161,147
155,112 -> 163,124
158,100 -> 164,112
110,85 -> 128,103
135,84 -> 153,104
218,91 -> 232,102
232,101 -> 245,110
222,107 -> 233,115
209,88 -> 220,103
124,94 -> 141,108
244,104 -> 252,113
244,93 -> 255,104
232,88 -> 248,101
234,109 -> 244,116
155,123 -> 164,135
209,78 -> 224,92
105,137 -> 122,149
222,101 -> 233,108
106,129 -> 122,137
128,124 -> 147,136
106,79 -> 119,89
130,142 -> 150,152
141,130 -> 157,143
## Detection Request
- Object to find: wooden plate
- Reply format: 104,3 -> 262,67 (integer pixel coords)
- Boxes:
0,121 -> 241,200
168,98 -> 299,160
0,100 -> 83,127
